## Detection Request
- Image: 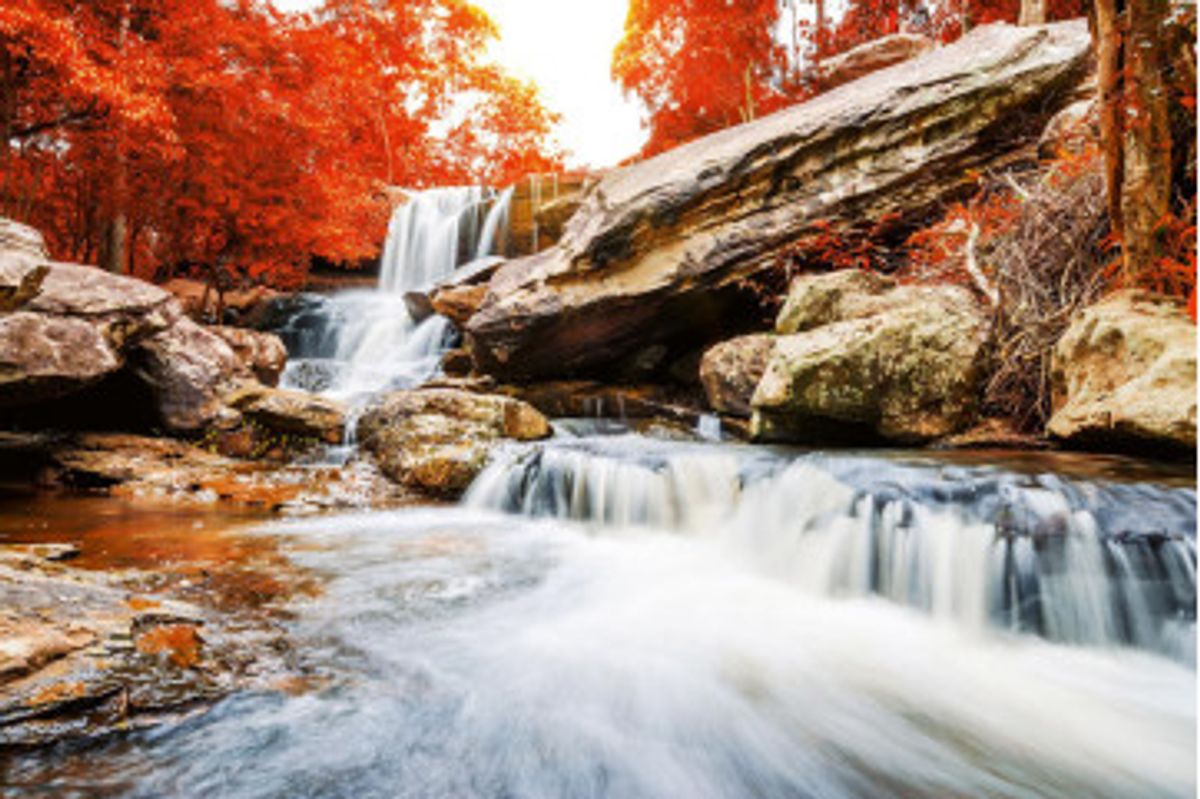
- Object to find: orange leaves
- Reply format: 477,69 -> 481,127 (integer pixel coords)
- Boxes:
3,0 -> 561,289
613,0 -> 786,157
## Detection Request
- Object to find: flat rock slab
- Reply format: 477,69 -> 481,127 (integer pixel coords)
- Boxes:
466,21 -> 1091,379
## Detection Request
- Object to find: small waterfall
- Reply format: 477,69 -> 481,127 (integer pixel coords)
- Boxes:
281,186 -> 513,401
466,438 -> 1197,662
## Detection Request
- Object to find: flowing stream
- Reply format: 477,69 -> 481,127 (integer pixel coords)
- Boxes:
11,186 -> 1193,798
11,429 -> 1195,798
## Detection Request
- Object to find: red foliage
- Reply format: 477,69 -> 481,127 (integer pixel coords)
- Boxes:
0,0 -> 562,288
612,0 -> 788,157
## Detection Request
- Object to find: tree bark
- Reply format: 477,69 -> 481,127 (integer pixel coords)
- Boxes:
1093,0 -> 1125,237
1119,0 -> 1172,280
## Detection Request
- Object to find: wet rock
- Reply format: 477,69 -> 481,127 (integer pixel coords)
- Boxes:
209,325 -> 288,386
699,335 -> 776,417
496,380 -> 707,427
431,283 -> 490,328
752,275 -> 990,443
1048,291 -> 1196,453
357,389 -> 551,495
47,432 -> 410,511
466,22 -> 1091,379
0,313 -> 122,406
134,318 -> 250,433
440,347 -> 475,377
814,32 -> 933,91
224,384 -> 346,445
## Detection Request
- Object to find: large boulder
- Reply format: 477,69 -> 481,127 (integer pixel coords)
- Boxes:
0,313 -> 121,405
0,220 -> 49,311
134,318 -> 250,433
356,389 -> 551,495
25,262 -> 180,348
699,335 -> 776,417
465,22 -> 1091,380
1047,292 -> 1196,452
209,326 -> 288,386
0,219 -> 48,261
750,273 -> 990,443
0,258 -> 182,409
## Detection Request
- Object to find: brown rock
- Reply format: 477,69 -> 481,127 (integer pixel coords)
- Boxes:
1047,291 -> 1196,452
0,313 -> 122,406
699,335 -> 777,417
224,384 -> 346,444
209,326 -> 288,386
752,279 -> 990,443
135,318 -> 249,433
775,270 -> 898,334
430,283 -> 489,327
0,218 -> 49,261
356,388 -> 551,495
466,22 -> 1090,380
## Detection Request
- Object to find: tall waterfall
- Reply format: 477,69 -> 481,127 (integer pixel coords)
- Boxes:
280,186 -> 512,402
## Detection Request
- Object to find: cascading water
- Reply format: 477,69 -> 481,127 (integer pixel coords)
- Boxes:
279,186 -> 512,403
467,433 -> 1197,663
15,432 -> 1194,797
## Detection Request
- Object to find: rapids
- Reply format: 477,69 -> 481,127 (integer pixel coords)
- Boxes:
9,429 -> 1195,798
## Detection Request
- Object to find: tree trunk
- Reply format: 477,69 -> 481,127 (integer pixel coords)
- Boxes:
1119,0 -> 1172,280
1093,0 -> 1125,237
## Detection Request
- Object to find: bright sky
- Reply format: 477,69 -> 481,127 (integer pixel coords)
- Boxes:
272,0 -> 646,168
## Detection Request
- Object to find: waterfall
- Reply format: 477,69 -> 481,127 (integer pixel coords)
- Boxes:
466,437 -> 1197,663
281,186 -> 513,402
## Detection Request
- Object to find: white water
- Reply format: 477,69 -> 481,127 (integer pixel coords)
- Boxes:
10,435 -> 1194,797
280,186 -> 511,403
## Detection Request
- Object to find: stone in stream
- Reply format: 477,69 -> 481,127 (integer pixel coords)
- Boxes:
465,21 -> 1092,380
752,275 -> 990,443
1048,291 -> 1197,453
208,325 -> 289,386
699,334 -> 776,418
223,384 -> 347,445
357,388 -> 551,496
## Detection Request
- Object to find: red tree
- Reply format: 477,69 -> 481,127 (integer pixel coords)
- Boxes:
0,0 -> 562,288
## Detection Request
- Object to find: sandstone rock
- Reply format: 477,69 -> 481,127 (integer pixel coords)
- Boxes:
466,22 -> 1091,380
699,335 -> 776,417
752,280 -> 990,443
775,270 -> 899,334
0,313 -> 122,406
814,32 -> 934,91
134,318 -> 249,433
209,326 -> 288,386
431,283 -> 490,327
357,389 -> 551,495
27,262 -> 180,349
1047,291 -> 1196,452
224,384 -> 346,444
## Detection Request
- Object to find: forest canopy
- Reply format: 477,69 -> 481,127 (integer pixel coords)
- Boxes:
0,0 -> 563,287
